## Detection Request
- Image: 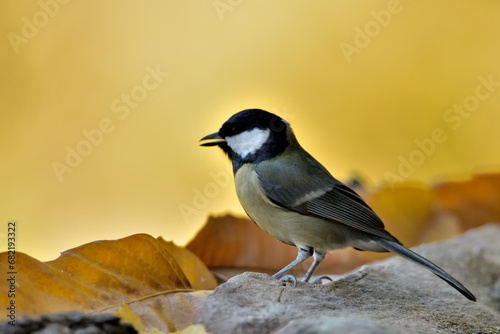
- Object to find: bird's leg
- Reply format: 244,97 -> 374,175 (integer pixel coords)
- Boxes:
302,251 -> 331,284
272,247 -> 312,285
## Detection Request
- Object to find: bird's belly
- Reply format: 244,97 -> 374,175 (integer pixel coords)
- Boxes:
234,166 -> 353,252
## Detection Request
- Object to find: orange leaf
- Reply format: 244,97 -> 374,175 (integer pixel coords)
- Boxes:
433,173 -> 500,230
0,234 -> 217,317
186,215 -> 296,271
113,290 -> 211,333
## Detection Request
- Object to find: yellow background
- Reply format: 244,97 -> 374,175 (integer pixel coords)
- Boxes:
1,1 -> 500,261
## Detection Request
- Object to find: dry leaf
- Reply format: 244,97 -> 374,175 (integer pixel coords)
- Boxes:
113,290 -> 211,333
186,215 -> 296,271
168,242 -> 218,290
433,173 -> 500,229
116,303 -> 164,334
0,234 -> 217,318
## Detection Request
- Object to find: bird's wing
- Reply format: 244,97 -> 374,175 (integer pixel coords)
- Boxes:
254,151 -> 397,241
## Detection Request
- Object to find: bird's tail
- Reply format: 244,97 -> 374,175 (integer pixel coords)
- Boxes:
375,238 -> 476,301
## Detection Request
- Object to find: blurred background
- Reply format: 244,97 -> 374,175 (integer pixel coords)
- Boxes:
1,1 -> 499,261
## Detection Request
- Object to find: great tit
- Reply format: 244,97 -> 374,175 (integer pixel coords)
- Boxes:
200,109 -> 476,301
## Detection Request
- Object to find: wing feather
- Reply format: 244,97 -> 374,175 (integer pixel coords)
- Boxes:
254,150 -> 397,242
302,185 -> 396,240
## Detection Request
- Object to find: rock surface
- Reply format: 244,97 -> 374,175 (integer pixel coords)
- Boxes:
195,224 -> 500,334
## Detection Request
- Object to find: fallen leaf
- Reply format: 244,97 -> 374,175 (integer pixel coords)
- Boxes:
0,234 -> 217,318
116,303 -> 164,334
113,290 -> 211,333
433,173 -> 500,230
168,242 -> 218,290
186,215 -> 296,271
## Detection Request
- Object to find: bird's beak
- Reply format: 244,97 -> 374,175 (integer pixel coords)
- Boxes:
199,132 -> 225,147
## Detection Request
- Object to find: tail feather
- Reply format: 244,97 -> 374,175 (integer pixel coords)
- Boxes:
375,238 -> 476,302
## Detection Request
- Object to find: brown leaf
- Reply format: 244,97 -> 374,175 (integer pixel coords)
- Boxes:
167,240 -> 219,290
186,215 -> 297,271
113,290 -> 211,333
433,173 -> 500,230
115,303 -> 165,334
0,234 -> 217,317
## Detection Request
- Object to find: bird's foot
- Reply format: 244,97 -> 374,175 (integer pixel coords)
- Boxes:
308,275 -> 332,284
279,275 -> 298,287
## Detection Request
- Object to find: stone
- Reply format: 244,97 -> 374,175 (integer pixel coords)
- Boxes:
195,224 -> 500,333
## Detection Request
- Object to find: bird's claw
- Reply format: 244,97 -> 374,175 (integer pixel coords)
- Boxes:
277,274 -> 331,286
309,275 -> 332,284
279,274 -> 298,287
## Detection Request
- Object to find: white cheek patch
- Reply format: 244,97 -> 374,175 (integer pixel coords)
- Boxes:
225,128 -> 271,159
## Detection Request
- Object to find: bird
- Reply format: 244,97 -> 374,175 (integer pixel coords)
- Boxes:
199,108 -> 476,301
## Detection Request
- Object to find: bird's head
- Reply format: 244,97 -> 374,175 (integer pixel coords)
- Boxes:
200,109 -> 293,171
